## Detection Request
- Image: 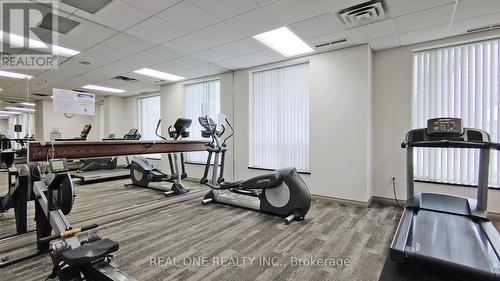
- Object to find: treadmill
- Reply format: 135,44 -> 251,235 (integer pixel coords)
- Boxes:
391,118 -> 500,280
71,129 -> 141,183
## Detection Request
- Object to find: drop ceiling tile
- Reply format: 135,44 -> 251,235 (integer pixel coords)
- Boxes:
347,19 -> 398,42
152,56 -> 208,72
0,77 -> 21,89
193,38 -> 265,62
74,44 -> 130,68
120,45 -> 183,67
176,64 -> 227,79
190,0 -> 259,19
322,0 -> 366,12
450,12 -> 500,35
454,0 -> 500,21
192,22 -> 245,46
289,13 -> 343,40
256,0 -> 278,6
100,33 -> 156,54
127,17 -> 188,44
225,7 -> 282,35
395,3 -> 454,33
399,24 -> 449,46
382,0 -> 452,17
157,1 -> 219,32
369,35 -> 400,51
163,33 -> 216,54
123,0 -> 179,14
264,0 -> 328,25
216,49 -> 283,69
94,1 -> 151,29
66,22 -> 117,47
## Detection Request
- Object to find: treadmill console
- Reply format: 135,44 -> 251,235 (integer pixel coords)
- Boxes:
49,158 -> 68,173
427,118 -> 463,136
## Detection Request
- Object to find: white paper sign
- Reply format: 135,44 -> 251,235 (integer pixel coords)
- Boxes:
53,88 -> 95,116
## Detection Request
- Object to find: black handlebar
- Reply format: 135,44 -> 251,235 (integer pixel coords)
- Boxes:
402,140 -> 497,149
38,224 -> 99,243
155,119 -> 167,140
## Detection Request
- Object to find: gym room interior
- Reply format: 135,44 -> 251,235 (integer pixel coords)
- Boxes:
0,0 -> 499,280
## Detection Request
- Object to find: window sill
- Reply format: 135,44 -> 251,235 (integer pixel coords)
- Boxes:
415,179 -> 500,190
248,166 -> 311,175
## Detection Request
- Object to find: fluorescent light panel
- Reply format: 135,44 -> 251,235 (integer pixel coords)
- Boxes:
82,84 -> 126,93
5,106 -> 35,112
253,27 -> 314,57
0,70 -> 33,79
21,102 -> 36,106
1,32 -> 80,57
0,110 -> 20,114
133,68 -> 185,81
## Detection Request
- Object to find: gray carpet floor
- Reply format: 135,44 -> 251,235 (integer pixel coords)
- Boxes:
1,191 -> 401,281
0,174 -> 205,238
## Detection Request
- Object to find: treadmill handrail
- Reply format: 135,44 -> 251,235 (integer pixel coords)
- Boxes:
403,140 -> 489,149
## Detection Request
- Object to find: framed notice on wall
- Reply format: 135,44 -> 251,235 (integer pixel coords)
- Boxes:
53,88 -> 95,116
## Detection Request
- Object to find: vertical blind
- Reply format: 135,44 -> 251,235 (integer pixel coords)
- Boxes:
185,80 -> 221,163
412,38 -> 500,187
138,95 -> 161,158
249,63 -> 310,172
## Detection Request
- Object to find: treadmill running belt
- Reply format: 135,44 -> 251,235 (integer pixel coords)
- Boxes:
408,210 -> 499,276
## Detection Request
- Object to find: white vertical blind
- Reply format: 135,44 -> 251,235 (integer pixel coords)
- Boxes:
412,38 -> 500,187
138,95 -> 161,158
249,63 -> 310,172
185,80 -> 221,163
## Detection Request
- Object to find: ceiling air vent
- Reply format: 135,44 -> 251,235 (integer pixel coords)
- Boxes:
31,93 -> 51,98
61,0 -> 112,14
315,39 -> 348,49
113,75 -> 138,82
466,23 -> 500,34
338,0 -> 386,28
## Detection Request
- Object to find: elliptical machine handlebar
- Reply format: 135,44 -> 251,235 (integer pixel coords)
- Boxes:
155,119 -> 167,140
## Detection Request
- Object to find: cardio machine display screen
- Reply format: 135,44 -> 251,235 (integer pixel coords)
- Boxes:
49,159 -> 67,173
427,118 -> 463,135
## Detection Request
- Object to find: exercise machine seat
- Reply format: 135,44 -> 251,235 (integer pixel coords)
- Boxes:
60,238 -> 119,267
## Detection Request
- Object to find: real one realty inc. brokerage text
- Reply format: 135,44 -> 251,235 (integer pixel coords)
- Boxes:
149,256 -> 352,268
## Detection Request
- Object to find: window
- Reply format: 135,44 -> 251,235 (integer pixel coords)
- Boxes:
249,63 -> 310,172
412,38 -> 499,187
138,95 -> 161,158
185,80 -> 221,163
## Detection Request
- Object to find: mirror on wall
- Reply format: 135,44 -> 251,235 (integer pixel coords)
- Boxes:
0,75 -> 35,240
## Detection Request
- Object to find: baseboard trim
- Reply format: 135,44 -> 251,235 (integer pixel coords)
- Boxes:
311,194 -> 371,207
371,196 -> 406,207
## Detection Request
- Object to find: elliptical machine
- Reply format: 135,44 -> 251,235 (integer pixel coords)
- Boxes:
199,116 -> 311,224
126,118 -> 191,196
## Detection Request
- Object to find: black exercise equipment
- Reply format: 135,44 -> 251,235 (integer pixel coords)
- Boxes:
1,159 -> 135,280
55,124 -> 91,141
199,116 -> 311,224
391,118 -> 500,280
126,119 -> 191,196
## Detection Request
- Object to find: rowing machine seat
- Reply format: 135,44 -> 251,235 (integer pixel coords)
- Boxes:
60,238 -> 119,267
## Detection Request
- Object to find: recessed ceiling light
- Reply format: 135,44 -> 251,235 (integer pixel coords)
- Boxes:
133,68 -> 185,81
0,70 -> 33,79
21,102 -> 36,106
5,106 -> 35,112
0,32 -> 80,57
253,27 -> 314,57
82,84 -> 126,93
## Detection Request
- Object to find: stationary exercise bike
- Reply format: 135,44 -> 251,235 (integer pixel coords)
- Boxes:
126,118 -> 191,196
199,116 -> 311,224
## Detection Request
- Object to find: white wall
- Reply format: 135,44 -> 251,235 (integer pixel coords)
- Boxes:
0,119 -> 8,135
159,73 -> 235,179
37,100 -> 98,141
372,29 -> 500,213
